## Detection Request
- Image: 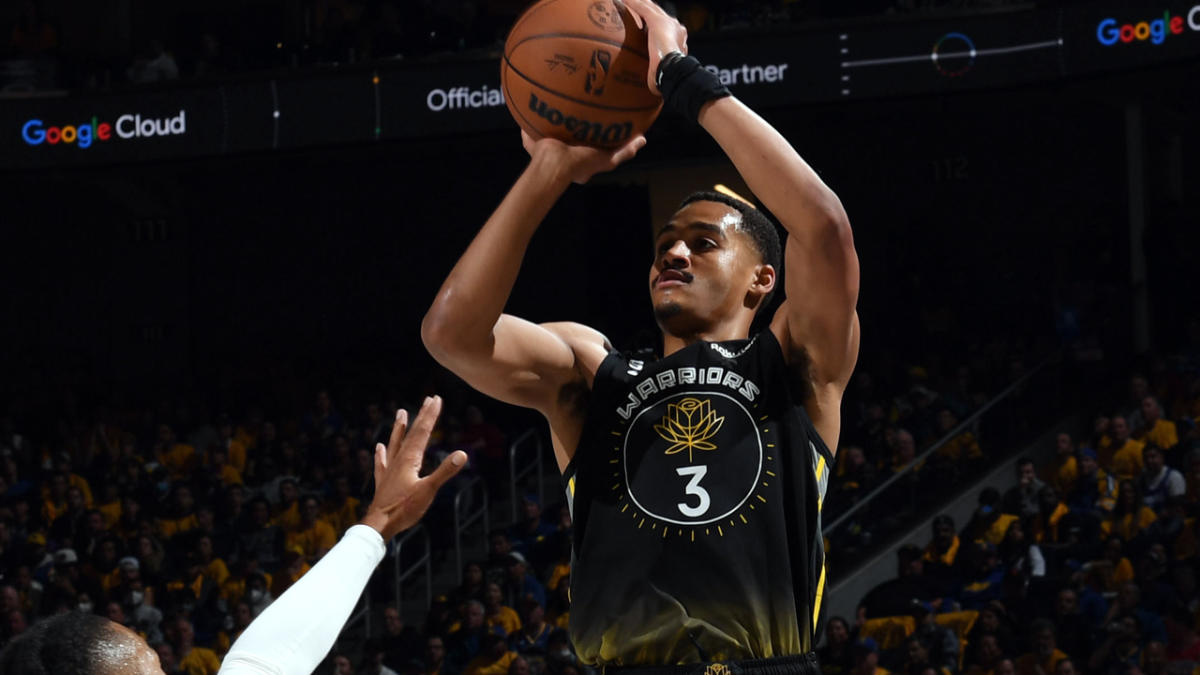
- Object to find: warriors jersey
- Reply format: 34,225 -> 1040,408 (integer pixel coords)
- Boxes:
563,330 -> 832,666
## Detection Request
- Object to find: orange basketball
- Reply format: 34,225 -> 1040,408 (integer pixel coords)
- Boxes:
501,0 -> 663,149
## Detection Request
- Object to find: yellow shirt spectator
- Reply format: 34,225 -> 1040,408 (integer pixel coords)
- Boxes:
178,645 -> 222,675
323,496 -> 361,535
203,558 -> 231,587
221,572 -> 273,605
273,501 -> 301,533
218,464 -> 243,486
1054,456 -> 1078,496
158,514 -> 199,540
465,650 -> 518,675
1102,506 -> 1157,541
98,499 -> 122,529
1143,419 -> 1178,451
486,605 -> 522,636
1110,439 -> 1146,481
937,431 -> 983,462
159,442 -> 198,478
286,519 -> 337,561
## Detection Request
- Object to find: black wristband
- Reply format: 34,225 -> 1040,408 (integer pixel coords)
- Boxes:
656,53 -> 731,124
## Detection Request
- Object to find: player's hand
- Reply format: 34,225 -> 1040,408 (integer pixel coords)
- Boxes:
619,0 -> 688,95
360,396 -> 467,540
523,130 -> 646,185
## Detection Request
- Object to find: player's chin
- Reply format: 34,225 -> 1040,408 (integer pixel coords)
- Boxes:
652,300 -> 685,324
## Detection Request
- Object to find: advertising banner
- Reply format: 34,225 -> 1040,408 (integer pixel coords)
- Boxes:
2,6 -> 1197,170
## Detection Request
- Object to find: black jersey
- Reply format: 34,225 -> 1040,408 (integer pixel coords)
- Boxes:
562,330 -> 832,666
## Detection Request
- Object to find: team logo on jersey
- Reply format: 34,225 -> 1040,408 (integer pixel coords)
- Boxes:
655,397 -> 723,462
705,665 -> 732,675
621,392 -> 764,527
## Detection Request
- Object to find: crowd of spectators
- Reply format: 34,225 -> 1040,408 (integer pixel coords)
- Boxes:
0,382 -> 560,674
1,0 -> 1057,92
823,334 -> 1060,573
829,351 -> 1200,675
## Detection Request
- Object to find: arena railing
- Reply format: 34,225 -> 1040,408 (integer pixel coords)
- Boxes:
822,351 -> 1063,580
454,476 -> 490,583
392,524 -> 432,618
509,429 -> 545,523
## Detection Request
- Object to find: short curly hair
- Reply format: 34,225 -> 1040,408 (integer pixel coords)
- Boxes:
676,191 -> 783,311
0,611 -> 121,675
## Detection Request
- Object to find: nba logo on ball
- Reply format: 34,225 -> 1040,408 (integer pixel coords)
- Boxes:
500,0 -> 662,148
587,1 -> 625,32
585,50 -> 611,96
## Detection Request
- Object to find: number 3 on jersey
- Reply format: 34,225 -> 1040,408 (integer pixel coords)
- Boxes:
676,465 -> 711,517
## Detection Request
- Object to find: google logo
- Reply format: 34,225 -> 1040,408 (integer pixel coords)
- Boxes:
21,111 -> 187,149
1096,7 -> 1200,46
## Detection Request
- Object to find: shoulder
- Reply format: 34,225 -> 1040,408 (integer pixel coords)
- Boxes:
539,322 -> 612,354
539,321 -> 613,389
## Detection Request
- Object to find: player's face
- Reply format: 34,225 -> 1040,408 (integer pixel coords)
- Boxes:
650,201 -> 764,335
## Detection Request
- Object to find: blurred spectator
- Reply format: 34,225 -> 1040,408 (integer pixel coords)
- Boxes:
1101,480 -> 1157,541
510,598 -> 552,659
1003,458 -> 1044,519
859,544 -> 944,620
508,495 -> 554,568
850,638 -> 887,675
1051,433 -> 1078,496
503,552 -> 545,610
1015,619 -> 1067,675
1139,397 -> 1178,452
465,632 -> 518,675
910,601 -> 959,673
7,1 -> 57,58
1102,416 -> 1145,481
286,495 -> 336,563
818,616 -> 854,675
1141,445 -> 1185,513
484,581 -> 521,636
426,634 -> 448,675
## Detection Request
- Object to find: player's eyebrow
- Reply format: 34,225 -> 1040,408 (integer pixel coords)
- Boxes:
654,221 -> 726,240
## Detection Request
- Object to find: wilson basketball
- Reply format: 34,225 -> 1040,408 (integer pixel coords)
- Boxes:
501,0 -> 663,148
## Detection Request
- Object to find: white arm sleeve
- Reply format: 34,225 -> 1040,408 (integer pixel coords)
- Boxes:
219,524 -> 385,675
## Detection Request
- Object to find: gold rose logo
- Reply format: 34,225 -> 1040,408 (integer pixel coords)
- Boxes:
654,397 -> 724,462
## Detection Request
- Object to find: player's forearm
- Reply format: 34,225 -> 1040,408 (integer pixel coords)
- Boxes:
219,525 -> 385,674
698,97 -> 850,243
422,156 -> 571,356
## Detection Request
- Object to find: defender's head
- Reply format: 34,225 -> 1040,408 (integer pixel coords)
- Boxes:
0,611 -> 164,674
650,192 -> 781,337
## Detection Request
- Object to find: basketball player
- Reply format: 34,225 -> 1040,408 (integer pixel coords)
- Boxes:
422,0 -> 859,670
0,397 -> 465,675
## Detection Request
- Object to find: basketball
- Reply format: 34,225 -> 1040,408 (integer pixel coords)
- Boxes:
501,0 -> 663,149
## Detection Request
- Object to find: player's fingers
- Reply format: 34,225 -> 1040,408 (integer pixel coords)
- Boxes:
399,396 -> 442,471
617,0 -> 644,30
424,450 -> 468,490
387,408 -> 408,456
611,135 -> 647,165
375,442 -> 388,475
521,130 -> 535,155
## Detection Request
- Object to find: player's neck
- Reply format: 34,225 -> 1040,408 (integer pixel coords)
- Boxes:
661,323 -> 751,357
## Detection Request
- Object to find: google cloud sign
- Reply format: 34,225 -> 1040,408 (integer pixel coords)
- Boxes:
1096,7 -> 1200,45
21,110 -> 187,149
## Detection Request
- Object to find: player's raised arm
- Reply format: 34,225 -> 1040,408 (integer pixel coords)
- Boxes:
421,133 -> 645,420
623,0 -> 859,448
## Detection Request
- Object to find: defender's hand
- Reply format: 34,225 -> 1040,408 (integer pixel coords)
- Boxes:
522,130 -> 646,185
619,0 -> 689,95
360,396 -> 466,540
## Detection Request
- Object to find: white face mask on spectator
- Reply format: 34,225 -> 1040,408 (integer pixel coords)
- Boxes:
128,590 -> 144,606
78,602 -> 93,613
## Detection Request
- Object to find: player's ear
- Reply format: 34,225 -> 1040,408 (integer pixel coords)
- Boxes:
745,263 -> 776,308
752,263 -> 776,295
